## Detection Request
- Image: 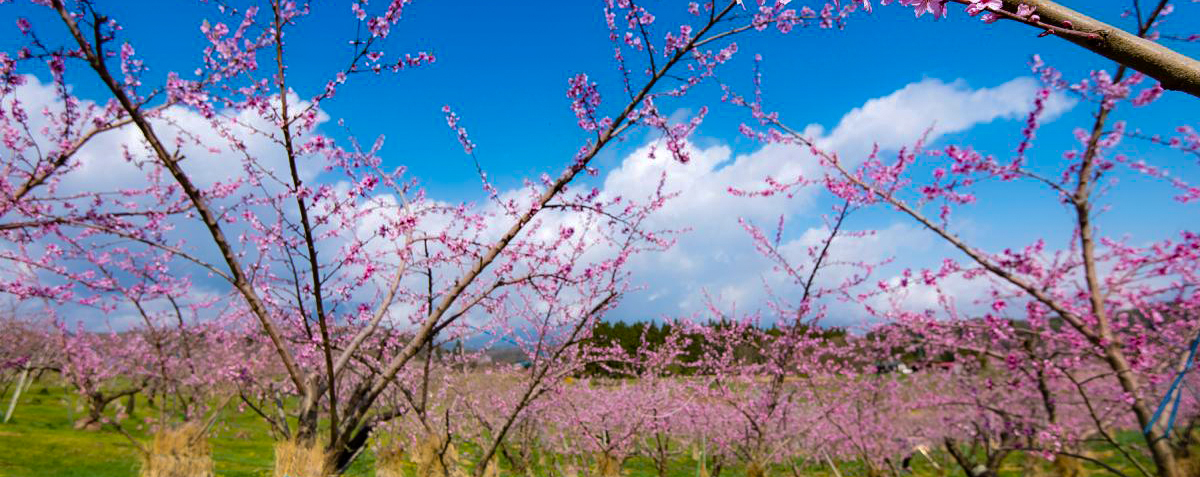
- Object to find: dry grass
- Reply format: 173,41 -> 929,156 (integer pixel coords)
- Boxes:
1051,455 -> 1086,477
272,440 -> 333,477
138,422 -> 214,477
594,452 -> 623,477
374,445 -> 408,477
744,460 -> 765,477
377,433 -> 489,477
1180,457 -> 1200,477
414,434 -> 468,477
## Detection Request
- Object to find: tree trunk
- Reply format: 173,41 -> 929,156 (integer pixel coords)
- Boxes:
74,393 -> 106,431
1102,345 -> 1182,477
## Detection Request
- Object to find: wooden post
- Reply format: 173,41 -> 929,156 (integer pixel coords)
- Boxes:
823,450 -> 844,477
3,365 -> 30,423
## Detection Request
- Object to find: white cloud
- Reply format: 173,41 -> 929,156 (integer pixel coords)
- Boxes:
1,76 -> 333,329
595,76 -> 1076,325
818,76 -> 1075,161
1,75 -> 327,196
864,271 -> 996,320
0,74 -> 1077,331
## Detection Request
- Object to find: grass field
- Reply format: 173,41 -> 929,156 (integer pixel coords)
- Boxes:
0,384 -> 743,477
0,381 -> 1176,477
0,383 -> 379,477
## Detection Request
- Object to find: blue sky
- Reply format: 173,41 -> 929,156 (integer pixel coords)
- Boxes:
3,0 -> 1198,327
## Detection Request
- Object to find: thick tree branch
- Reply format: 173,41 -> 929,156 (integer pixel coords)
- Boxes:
52,0 -> 308,394
994,0 -> 1200,98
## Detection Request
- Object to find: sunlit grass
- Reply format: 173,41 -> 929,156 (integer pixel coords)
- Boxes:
0,384 -> 376,477
0,381 -> 1185,477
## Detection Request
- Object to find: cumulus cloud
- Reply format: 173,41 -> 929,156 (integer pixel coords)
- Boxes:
2,75 -> 327,196
816,76 -> 1075,160
595,76 -> 1076,325
1,75 -> 332,329
2,74 -> 1076,331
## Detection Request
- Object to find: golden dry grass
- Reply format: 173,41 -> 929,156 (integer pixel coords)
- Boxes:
1051,455 -> 1086,477
377,433 -> 484,477
594,452 -> 623,477
272,440 -> 333,477
413,434 -> 468,477
743,460 -> 765,477
374,444 -> 408,477
138,422 -> 214,477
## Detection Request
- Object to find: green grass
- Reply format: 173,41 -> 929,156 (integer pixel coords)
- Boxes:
0,383 -> 856,477
0,381 -> 1186,477
0,383 -> 377,477
1,385 -> 141,477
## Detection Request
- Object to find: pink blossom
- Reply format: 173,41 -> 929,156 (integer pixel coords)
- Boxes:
965,0 -> 1000,16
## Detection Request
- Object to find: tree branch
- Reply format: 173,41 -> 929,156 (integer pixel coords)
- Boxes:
994,0 -> 1200,98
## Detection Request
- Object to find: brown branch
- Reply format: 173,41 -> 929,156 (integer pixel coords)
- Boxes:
991,0 -> 1200,98
1061,367 -> 1154,477
348,0 -> 743,431
472,292 -> 618,477
269,1 -> 339,447
9,115 -> 137,204
52,0 -> 308,394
